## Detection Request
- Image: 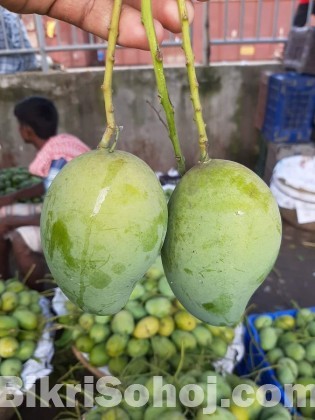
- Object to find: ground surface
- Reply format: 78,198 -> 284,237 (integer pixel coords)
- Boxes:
250,221 -> 315,313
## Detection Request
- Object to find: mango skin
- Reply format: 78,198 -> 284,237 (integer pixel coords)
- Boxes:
40,149 -> 167,315
162,159 -> 281,326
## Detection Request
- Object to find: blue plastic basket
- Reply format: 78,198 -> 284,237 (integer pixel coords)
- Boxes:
262,72 -> 315,143
237,307 -> 315,415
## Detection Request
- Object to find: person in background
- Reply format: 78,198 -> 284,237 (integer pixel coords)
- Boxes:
0,96 -> 90,288
293,0 -> 315,26
0,6 -> 38,74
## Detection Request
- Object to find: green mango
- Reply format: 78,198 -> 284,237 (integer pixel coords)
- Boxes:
101,407 -> 130,420
274,315 -> 295,330
169,353 -> 196,371
127,338 -> 150,358
79,313 -> 95,330
177,373 -> 199,388
84,408 -> 102,420
6,281 -> 25,293
15,340 -> 36,361
284,342 -> 305,361
211,338 -> 228,358
192,326 -> 212,347
145,297 -> 173,318
129,283 -> 145,301
276,357 -> 298,384
105,334 -> 128,357
151,336 -> 176,360
143,278 -> 159,293
144,406 -> 168,420
259,327 -> 278,351
294,377 -> 315,405
95,315 -> 111,325
40,149 -> 168,315
296,309 -> 314,327
75,335 -> 94,353
18,330 -> 39,341
196,408 -> 236,419
267,347 -> 284,364
111,310 -> 135,335
108,356 -> 128,376
89,344 -> 109,367
124,357 -> 149,375
0,336 -> 19,358
0,358 -> 22,376
171,330 -> 197,351
1,291 -> 18,312
198,371 -> 232,406
144,376 -> 171,405
307,321 -> 315,337
29,290 -> 40,304
277,331 -> 297,349
0,316 -> 18,337
161,412 -> 186,420
12,309 -> 38,330
259,405 -> 291,420
145,263 -> 163,281
298,360 -> 313,377
89,324 -> 110,343
120,402 -> 143,420
305,340 -> 315,362
18,291 -> 32,307
161,160 -> 281,326
158,275 -> 174,298
125,301 -> 147,320
31,303 -> 42,314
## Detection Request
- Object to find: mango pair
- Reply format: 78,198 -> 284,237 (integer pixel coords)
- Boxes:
41,149 -> 281,326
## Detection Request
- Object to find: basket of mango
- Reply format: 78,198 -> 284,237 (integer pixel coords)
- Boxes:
240,307 -> 315,417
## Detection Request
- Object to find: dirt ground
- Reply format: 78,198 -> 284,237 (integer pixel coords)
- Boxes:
250,221 -> 315,313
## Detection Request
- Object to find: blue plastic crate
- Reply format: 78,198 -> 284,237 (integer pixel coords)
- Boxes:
237,307 -> 315,415
262,72 -> 315,143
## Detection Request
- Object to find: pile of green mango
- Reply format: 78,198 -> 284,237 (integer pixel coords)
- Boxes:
0,278 -> 44,378
56,258 -> 235,376
255,309 -> 315,418
0,167 -> 42,203
84,372 -> 290,420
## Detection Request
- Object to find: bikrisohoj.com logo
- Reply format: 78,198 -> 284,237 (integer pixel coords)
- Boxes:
0,375 -> 315,411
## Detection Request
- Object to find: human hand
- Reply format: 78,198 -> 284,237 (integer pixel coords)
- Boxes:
0,0 -> 207,50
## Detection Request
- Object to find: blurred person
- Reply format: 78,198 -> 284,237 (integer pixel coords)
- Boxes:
0,96 -> 90,288
293,0 -> 315,26
274,0 -> 315,60
0,0 -> 208,50
0,6 -> 37,74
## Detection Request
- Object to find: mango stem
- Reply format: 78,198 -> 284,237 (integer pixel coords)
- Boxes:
177,0 -> 210,163
141,0 -> 186,175
98,0 -> 122,150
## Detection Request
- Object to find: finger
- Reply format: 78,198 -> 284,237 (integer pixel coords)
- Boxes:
124,0 -> 195,33
47,0 -> 165,50
0,0 -> 53,14
118,4 -> 166,48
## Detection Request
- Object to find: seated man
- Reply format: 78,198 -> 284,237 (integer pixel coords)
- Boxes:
0,96 -> 90,288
